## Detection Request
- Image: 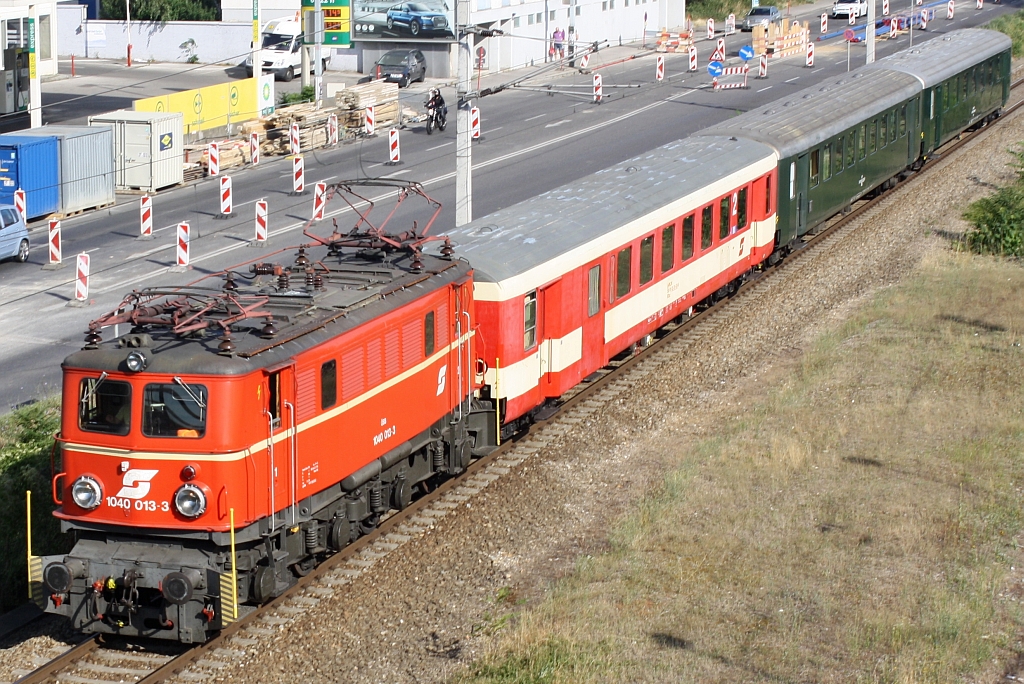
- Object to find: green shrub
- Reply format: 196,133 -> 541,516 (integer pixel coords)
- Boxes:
963,185 -> 1024,257
280,86 -> 317,106
0,399 -> 69,613
987,10 -> 1024,57
101,0 -> 219,21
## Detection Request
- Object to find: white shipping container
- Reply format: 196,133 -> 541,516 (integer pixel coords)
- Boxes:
88,111 -> 183,192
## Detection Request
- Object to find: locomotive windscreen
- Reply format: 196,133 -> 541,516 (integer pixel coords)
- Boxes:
142,383 -> 207,438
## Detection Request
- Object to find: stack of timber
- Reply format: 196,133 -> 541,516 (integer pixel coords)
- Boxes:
259,102 -> 338,155
189,140 -> 248,175
335,80 -> 400,128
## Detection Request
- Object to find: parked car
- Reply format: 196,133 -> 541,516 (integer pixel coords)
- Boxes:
742,5 -> 781,31
832,0 -> 868,17
0,204 -> 29,263
373,49 -> 427,87
386,2 -> 450,37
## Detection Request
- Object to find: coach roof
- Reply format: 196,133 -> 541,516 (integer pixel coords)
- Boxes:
862,28 -> 1011,89
439,136 -> 776,287
694,67 -> 920,160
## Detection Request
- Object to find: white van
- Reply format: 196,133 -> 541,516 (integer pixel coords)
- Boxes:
245,17 -> 329,82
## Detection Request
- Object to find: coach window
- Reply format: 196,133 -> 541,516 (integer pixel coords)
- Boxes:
616,246 -> 632,298
524,292 -> 538,350
587,265 -> 601,317
79,378 -> 132,436
424,311 -> 435,357
823,144 -> 832,181
765,175 -> 772,215
640,236 -> 654,285
660,224 -> 675,273
737,188 -> 748,230
846,131 -> 855,167
899,106 -> 907,136
835,138 -> 844,175
701,206 -> 713,250
858,125 -> 866,159
683,215 -> 694,260
809,149 -> 820,187
879,115 -> 887,148
719,197 -> 730,240
321,360 -> 337,410
142,382 -> 207,438
869,121 -> 877,154
789,161 -> 796,199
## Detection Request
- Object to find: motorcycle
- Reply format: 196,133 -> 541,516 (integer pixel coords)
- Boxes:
425,101 -> 447,134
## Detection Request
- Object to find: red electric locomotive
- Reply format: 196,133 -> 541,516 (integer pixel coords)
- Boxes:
36,182 -> 498,642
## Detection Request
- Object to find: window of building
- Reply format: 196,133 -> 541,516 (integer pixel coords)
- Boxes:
476,0 -> 489,10
514,16 -> 521,27
524,292 -> 537,350
602,1 -> 607,9
588,265 -> 601,316
550,9 -> 556,19
701,206 -> 713,250
424,311 -> 435,356
737,187 -> 748,230
719,197 -> 730,239
810,149 -> 820,187
683,215 -> 694,260
79,378 -> 132,436
575,5 -> 581,14
608,0 -> 614,8
616,246 -> 632,298
639,235 -> 654,284
823,143 -> 832,181
39,15 -> 51,61
321,360 -> 337,409
869,121 -> 876,154
143,383 -> 207,438
660,224 -> 674,272
536,12 -> 542,22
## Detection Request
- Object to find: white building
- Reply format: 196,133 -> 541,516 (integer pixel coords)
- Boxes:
0,0 -> 58,76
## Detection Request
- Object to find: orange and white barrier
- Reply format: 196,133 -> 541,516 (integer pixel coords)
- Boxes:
656,54 -> 665,81
292,155 -> 305,194
48,219 -> 61,265
769,28 -> 809,60
388,129 -> 401,163
713,65 -> 749,90
176,222 -> 190,268
821,12 -> 828,33
758,54 -> 768,78
805,42 -> 814,67
14,188 -> 25,223
313,182 -> 327,221
655,31 -> 682,53
688,45 -> 697,71
706,18 -> 715,40
75,253 -> 89,302
290,123 -> 301,155
220,176 -> 233,216
254,200 -> 268,243
593,73 -> 603,103
208,141 -> 220,176
328,113 -> 339,146
250,132 -> 260,166
140,195 -> 153,238
580,53 -> 590,68
365,105 -> 375,136
471,107 -> 481,139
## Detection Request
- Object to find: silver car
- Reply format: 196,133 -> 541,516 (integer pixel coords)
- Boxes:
742,5 -> 781,31
0,204 -> 29,263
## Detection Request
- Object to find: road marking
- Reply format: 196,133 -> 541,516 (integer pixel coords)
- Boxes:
524,113 -> 548,121
546,119 -> 572,127
427,142 -> 453,150
488,126 -> 503,132
384,169 -> 411,177
785,77 -> 800,82
757,85 -> 773,92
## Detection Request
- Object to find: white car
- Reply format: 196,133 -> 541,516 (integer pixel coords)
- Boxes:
833,0 -> 868,17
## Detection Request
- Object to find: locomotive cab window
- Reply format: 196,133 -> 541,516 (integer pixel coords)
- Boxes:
142,382 -> 207,438
640,235 -> 654,285
683,215 -> 694,260
321,360 -> 337,410
616,246 -> 632,298
79,377 -> 132,436
524,292 -> 538,350
424,311 -> 435,357
587,265 -> 601,317
660,224 -> 675,273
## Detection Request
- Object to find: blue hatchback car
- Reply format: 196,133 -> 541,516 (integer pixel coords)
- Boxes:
386,2 -> 451,37
0,204 -> 29,263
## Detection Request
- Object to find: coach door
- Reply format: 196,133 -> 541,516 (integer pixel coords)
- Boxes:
795,153 -> 809,237
264,365 -> 297,529
537,279 -> 570,395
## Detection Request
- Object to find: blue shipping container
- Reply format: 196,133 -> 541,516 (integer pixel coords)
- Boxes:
0,136 -> 61,220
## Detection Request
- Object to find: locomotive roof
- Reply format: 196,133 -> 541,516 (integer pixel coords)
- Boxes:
434,136 -> 776,288
862,29 -> 1011,89
694,67 -> 920,160
63,250 -> 469,376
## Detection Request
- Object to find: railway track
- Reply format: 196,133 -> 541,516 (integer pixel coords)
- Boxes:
9,74 -> 1024,684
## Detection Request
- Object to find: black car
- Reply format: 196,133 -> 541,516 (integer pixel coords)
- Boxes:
373,49 -> 427,87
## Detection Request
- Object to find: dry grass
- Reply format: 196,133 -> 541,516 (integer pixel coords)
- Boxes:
458,251 -> 1024,683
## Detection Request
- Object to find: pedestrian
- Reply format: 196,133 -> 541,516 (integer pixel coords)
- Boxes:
552,26 -> 565,62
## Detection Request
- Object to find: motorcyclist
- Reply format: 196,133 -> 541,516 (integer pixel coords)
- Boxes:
426,88 -> 446,129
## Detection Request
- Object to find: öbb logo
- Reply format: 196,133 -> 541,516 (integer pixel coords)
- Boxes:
116,469 -> 159,499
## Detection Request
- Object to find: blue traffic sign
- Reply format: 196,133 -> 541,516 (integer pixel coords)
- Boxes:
708,61 -> 724,77
738,45 -> 755,61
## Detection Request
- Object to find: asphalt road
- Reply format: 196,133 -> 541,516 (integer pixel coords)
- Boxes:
0,1 -> 1013,410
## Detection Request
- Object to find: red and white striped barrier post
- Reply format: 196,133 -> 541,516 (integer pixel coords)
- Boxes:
292,154 -> 305,194
976,0 -> 982,8
656,54 -> 665,81
250,132 -> 260,166
883,0 -> 889,14
252,199 -> 268,245
388,129 -> 401,164
365,105 -> 375,136
890,18 -> 897,37
176,222 -> 190,269
688,45 -> 697,71
471,106 -> 481,139
921,8 -> 928,27
580,52 -> 590,69
74,253 -> 89,303
710,37 -> 725,61
312,182 -> 326,221
821,12 -> 827,33
706,18 -> 714,40
593,73 -> 603,103
290,122 -> 301,155
758,53 -> 768,78
14,188 -> 25,223
726,13 -> 736,35
47,219 -> 61,267
219,176 -> 233,217
805,42 -> 814,67
328,113 -> 339,145
947,0 -> 954,18
208,141 -> 220,176
139,195 -> 153,239
849,11 -> 856,24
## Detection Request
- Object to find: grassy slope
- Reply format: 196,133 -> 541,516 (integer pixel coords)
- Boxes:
459,251 -> 1024,683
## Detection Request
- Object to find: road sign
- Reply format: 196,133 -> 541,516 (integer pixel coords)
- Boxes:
708,61 -> 724,77
844,28 -> 855,40
739,45 -> 755,61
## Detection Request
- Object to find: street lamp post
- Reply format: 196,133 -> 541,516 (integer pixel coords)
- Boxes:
126,0 -> 132,66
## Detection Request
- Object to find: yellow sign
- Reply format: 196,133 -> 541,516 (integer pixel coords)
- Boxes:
134,78 -> 263,133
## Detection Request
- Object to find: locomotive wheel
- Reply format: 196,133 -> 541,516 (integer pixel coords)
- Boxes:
252,565 -> 276,603
359,514 -> 380,536
291,557 -> 315,577
329,517 -> 352,550
392,477 -> 413,510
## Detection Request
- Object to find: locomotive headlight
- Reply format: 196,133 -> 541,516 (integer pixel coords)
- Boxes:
125,350 -> 148,372
71,476 -> 102,510
174,484 -> 207,518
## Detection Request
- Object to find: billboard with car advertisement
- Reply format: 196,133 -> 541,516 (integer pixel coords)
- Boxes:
352,0 -> 456,41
